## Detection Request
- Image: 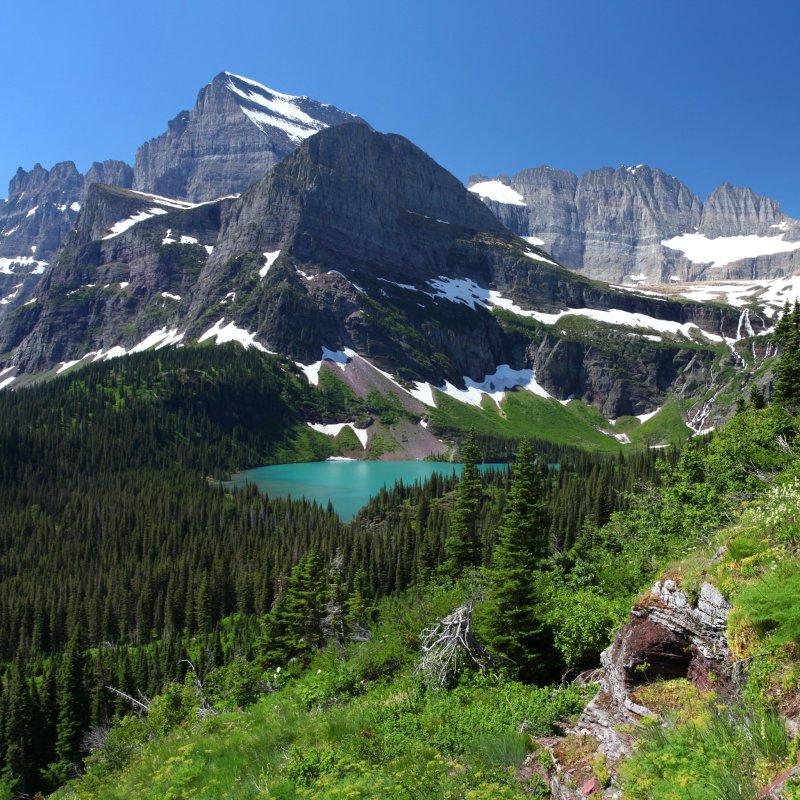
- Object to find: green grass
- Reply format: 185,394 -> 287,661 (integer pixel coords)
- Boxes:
614,396 -> 692,447
430,388 -> 627,453
52,578 -> 590,800
54,676 -> 586,800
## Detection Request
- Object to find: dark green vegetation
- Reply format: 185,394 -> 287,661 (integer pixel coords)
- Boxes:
0,345 -> 671,797
0,324 -> 798,798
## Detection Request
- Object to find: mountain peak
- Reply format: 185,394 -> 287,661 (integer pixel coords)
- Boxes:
132,73 -> 364,203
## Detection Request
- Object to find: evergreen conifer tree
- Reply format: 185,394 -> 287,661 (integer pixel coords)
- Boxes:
773,302 -> 800,406
444,428 -> 483,576
53,634 -> 89,774
485,440 -> 552,680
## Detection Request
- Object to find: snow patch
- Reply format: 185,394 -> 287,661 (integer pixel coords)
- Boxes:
636,407 -> 662,424
70,202 -> 81,213
295,347 -> 355,386
523,235 -> 546,247
0,256 -> 48,274
57,359 -> 82,374
409,382 -> 436,407
25,205 -> 38,218
0,376 -> 16,391
103,207 -> 169,239
523,250 -> 561,268
378,277 -> 422,293
661,232 -> 800,269
198,318 -> 270,353
428,277 -> 487,309
307,421 -> 369,448
225,74 -> 328,143
260,250 -> 281,279
161,292 -> 181,301
438,365 -> 551,408
468,180 -> 526,206
130,328 -> 184,353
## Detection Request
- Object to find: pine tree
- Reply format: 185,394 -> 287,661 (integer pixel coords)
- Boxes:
485,440 -> 552,680
259,550 -> 326,666
749,384 -> 767,410
444,428 -> 483,576
53,634 -> 89,774
773,301 -> 800,406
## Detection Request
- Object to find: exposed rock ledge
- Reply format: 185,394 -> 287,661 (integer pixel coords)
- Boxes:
533,579 -> 736,798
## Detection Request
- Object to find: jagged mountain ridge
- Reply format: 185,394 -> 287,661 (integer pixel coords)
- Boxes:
469,166 -> 800,284
132,72 -> 365,202
2,124 -> 762,422
0,72 -> 362,319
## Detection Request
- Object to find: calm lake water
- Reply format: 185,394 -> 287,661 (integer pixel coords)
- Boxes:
225,460 -> 498,522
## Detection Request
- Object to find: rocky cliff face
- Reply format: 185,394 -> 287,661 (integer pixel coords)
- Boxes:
3,124 -> 755,423
0,73 -> 360,323
132,72 -> 364,203
536,579 -> 736,799
0,160 -> 133,315
471,168 -> 800,284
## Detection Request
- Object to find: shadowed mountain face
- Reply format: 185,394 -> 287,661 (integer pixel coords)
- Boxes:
470,167 -> 800,284
2,124 -> 752,420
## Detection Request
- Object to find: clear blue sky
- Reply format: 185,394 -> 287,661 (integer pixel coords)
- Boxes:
2,0 -> 799,215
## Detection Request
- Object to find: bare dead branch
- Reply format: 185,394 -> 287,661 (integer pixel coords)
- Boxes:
415,602 -> 492,688
180,658 -> 216,718
105,686 -> 150,715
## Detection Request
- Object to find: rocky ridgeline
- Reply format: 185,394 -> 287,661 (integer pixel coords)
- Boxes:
2,123 -> 757,424
470,167 -> 800,284
133,72 -> 363,202
0,73 -> 361,319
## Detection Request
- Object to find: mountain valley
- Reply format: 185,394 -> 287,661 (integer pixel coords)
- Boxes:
1,64 -> 800,800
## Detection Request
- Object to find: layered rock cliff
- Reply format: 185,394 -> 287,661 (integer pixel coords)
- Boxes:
132,72 -> 364,202
3,124 -> 756,424
470,168 -> 800,284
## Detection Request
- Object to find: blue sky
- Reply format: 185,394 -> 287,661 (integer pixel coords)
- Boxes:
2,0 -> 799,215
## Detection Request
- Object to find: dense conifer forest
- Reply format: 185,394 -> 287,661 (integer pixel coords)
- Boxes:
2,304 -> 800,797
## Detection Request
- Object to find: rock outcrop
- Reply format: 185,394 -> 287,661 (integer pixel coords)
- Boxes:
535,579 -> 735,799
471,168 -> 800,284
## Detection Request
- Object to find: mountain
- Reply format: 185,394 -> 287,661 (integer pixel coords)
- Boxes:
132,72 -> 364,202
0,160 -> 133,312
469,167 -> 800,284
1,123 -> 764,427
0,73 -> 362,319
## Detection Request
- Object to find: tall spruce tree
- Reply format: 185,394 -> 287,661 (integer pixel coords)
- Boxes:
486,440 -> 552,680
773,301 -> 800,406
52,634 -> 89,776
444,428 -> 483,576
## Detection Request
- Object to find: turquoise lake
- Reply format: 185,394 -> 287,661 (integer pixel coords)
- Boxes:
225,461 -> 499,522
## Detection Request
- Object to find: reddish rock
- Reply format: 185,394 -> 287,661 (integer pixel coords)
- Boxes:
582,776 -> 602,796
